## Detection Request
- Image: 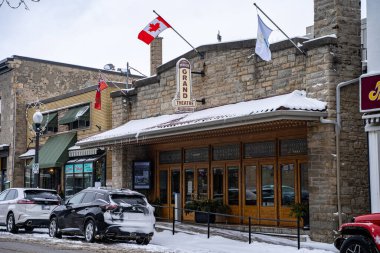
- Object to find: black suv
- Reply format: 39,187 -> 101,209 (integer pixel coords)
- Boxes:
48,187 -> 155,244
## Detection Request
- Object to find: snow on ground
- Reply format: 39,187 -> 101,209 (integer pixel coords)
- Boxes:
0,227 -> 338,253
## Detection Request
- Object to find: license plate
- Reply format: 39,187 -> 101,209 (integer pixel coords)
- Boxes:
42,205 -> 50,210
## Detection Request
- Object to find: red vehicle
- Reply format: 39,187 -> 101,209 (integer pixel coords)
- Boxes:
334,213 -> 380,253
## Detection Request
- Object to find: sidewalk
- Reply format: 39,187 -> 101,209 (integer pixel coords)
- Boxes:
156,221 -> 338,252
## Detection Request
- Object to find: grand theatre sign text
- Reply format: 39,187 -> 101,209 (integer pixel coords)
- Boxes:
172,58 -> 196,113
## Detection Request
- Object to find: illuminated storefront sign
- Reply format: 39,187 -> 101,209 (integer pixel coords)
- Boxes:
172,58 -> 196,112
360,73 -> 380,112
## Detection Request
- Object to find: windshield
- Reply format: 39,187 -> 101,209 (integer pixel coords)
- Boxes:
24,190 -> 60,200
110,194 -> 146,206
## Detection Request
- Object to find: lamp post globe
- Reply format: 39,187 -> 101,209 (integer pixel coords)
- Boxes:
33,110 -> 43,124
33,110 -> 43,188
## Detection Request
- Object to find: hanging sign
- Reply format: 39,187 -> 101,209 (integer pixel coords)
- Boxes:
172,58 -> 196,113
360,73 -> 380,112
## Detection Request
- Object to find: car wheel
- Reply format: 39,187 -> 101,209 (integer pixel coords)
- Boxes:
49,217 -> 62,238
6,213 -> 19,234
340,236 -> 371,253
136,237 -> 150,245
25,227 -> 34,232
84,220 -> 96,243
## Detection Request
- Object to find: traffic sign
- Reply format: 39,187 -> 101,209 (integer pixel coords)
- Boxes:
32,163 -> 39,174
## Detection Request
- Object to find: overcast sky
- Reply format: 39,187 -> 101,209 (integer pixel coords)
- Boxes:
0,0 -> 366,76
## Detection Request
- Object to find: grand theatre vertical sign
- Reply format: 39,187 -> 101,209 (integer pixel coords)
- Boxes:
172,58 -> 196,113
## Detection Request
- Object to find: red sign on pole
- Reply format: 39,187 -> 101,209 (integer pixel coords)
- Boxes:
360,73 -> 380,112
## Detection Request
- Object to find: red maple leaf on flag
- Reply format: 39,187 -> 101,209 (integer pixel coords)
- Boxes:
149,22 -> 160,32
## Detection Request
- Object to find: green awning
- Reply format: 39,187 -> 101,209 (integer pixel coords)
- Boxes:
42,112 -> 58,127
58,105 -> 89,125
28,132 -> 77,169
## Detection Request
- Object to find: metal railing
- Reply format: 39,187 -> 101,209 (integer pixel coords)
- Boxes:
153,204 -> 303,250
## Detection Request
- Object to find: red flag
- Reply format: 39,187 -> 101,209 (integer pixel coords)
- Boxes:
99,78 -> 108,91
138,16 -> 171,45
94,78 -> 107,110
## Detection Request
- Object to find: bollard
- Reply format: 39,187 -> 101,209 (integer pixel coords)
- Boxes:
207,211 -> 210,238
297,216 -> 300,250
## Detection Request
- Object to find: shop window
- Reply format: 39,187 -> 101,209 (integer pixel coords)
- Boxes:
227,166 -> 239,205
213,168 -> 224,201
212,144 -> 240,161
244,141 -> 276,158
280,164 -> 295,206
197,168 -> 208,200
245,165 -> 257,205
159,170 -> 168,204
280,139 -> 307,156
159,150 -> 182,164
184,147 -> 209,163
261,165 -> 274,206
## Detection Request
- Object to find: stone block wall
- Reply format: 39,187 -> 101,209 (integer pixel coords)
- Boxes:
0,56 -> 127,187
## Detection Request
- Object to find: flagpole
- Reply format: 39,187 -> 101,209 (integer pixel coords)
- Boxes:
253,3 -> 306,56
153,10 -> 204,59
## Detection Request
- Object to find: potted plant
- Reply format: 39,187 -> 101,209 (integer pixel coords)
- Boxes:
184,199 -> 231,223
289,202 -> 309,229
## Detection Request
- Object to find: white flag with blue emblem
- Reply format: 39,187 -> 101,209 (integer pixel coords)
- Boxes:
255,15 -> 273,61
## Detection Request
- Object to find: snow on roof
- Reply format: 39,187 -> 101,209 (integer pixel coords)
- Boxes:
19,149 -> 35,158
77,90 -> 326,146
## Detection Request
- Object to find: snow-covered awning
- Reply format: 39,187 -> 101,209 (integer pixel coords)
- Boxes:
0,144 -> 9,150
77,90 -> 327,148
19,149 -> 35,159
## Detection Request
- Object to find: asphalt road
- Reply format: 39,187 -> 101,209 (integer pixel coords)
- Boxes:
0,239 -> 95,253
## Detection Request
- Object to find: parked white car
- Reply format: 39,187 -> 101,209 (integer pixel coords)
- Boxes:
0,188 -> 61,233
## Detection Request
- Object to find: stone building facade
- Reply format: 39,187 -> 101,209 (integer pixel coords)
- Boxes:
0,56 -> 134,190
77,0 -> 367,243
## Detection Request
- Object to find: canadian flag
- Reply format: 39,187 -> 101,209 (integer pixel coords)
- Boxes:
138,16 -> 171,45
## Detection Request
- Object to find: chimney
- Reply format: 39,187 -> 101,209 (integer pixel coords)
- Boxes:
150,37 -> 163,76
313,0 -> 361,78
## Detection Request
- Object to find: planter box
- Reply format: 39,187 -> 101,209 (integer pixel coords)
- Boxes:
195,212 -> 216,223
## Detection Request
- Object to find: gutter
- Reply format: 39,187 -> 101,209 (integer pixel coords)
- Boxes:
78,110 -> 327,148
322,78 -> 359,227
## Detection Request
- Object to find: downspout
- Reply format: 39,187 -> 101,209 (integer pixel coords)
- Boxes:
320,78 -> 359,227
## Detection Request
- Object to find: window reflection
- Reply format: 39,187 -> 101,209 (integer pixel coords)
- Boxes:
197,168 -> 208,200
280,164 -> 295,206
213,168 -> 224,201
261,165 -> 274,206
185,169 -> 194,202
228,166 -> 239,205
171,170 -> 180,204
159,170 -> 168,204
245,165 -> 257,205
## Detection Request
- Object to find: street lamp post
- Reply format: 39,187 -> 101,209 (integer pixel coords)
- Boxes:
32,110 -> 43,188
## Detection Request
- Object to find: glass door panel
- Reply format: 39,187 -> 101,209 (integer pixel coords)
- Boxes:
159,170 -> 168,204
171,170 -> 181,204
184,169 -> 194,202
197,168 -> 208,200
280,163 -> 295,206
227,166 -> 239,205
261,165 -> 274,206
245,165 -> 257,205
213,168 -> 224,202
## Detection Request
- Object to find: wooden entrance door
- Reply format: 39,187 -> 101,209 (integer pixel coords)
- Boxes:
258,161 -> 277,225
211,163 -> 240,223
157,166 -> 181,220
183,164 -> 209,221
